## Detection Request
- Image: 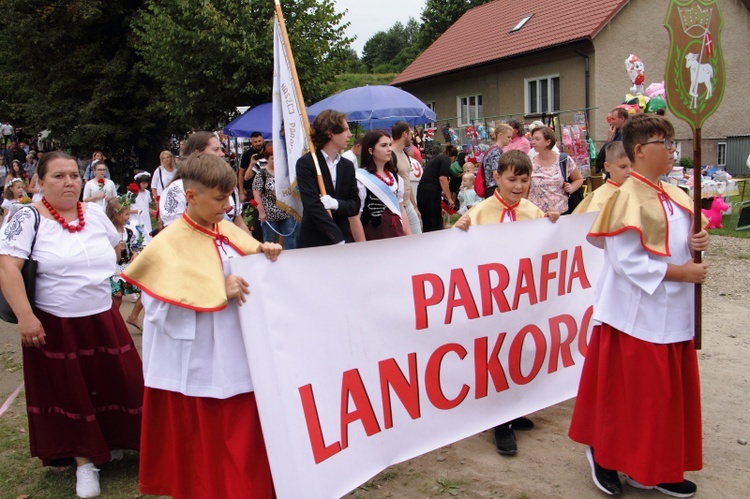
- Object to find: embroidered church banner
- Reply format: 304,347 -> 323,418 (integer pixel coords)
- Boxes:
232,212 -> 603,498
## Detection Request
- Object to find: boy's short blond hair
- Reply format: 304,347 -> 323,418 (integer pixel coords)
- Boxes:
604,141 -> 628,163
622,114 -> 674,162
463,173 -> 476,184
180,153 -> 236,194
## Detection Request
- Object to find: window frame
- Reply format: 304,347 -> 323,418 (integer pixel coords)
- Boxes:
717,141 -> 726,166
457,94 -> 483,126
524,75 -> 560,116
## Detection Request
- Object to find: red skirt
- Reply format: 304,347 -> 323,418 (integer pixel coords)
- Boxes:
139,388 -> 275,499
24,305 -> 144,465
364,208 -> 405,240
569,324 -> 702,485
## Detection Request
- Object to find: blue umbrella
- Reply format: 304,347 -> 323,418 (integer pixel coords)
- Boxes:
306,85 -> 436,130
223,103 -> 273,139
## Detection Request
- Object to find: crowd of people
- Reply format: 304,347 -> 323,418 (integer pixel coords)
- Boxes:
0,108 -> 709,498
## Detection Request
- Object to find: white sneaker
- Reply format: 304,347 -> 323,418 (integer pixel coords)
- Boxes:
109,449 -> 123,462
76,463 -> 101,498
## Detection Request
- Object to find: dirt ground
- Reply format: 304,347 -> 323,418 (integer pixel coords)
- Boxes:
0,235 -> 748,498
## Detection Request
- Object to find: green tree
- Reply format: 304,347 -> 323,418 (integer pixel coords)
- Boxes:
133,0 -> 352,128
418,0 -> 491,50
361,17 -> 421,73
0,0 -> 166,163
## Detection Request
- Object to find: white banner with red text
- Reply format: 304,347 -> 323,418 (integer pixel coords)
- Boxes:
231,212 -> 603,498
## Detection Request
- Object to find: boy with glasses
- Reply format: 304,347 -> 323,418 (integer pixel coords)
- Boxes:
569,114 -> 709,497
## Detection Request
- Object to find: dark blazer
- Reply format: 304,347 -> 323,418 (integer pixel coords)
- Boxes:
296,150 -> 361,248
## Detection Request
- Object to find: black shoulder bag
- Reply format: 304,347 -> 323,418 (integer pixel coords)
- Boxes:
559,153 -> 584,215
0,206 -> 40,323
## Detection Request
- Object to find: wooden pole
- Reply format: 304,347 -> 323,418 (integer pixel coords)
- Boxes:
693,127 -> 702,350
273,0 -> 328,203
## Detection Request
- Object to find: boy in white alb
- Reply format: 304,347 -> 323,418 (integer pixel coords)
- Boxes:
122,153 -> 282,498
569,114 -> 709,497
455,150 -> 557,456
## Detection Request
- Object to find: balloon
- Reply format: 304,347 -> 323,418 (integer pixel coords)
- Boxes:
645,95 -> 667,113
625,94 -> 648,111
625,54 -> 646,94
618,103 -> 641,116
645,81 -> 666,99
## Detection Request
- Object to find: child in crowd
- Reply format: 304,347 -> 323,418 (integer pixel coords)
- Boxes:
130,171 -> 154,244
569,114 -> 709,497
457,173 -> 481,215
2,177 -> 29,226
573,141 -> 632,214
122,153 -> 282,498
106,199 -> 144,329
455,150 -> 558,456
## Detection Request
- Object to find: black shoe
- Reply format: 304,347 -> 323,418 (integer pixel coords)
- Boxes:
626,476 -> 697,498
509,416 -> 534,431
493,424 -> 517,456
586,447 -> 623,495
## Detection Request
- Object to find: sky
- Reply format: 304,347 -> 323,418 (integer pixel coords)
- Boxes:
334,0 -> 425,56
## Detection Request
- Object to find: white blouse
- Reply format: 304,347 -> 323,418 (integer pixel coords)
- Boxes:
140,244 -> 254,399
593,197 -> 695,344
0,203 -> 119,317
83,178 -> 117,210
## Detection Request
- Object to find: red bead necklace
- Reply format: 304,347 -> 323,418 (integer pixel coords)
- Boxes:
42,197 -> 85,233
375,170 -> 395,186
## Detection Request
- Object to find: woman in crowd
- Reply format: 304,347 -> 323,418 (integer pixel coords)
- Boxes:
252,145 -> 299,249
349,130 -> 411,241
83,160 -> 117,210
503,119 -> 531,154
150,150 -> 176,202
0,151 -> 143,498
417,145 -> 458,232
528,126 -> 583,216
482,124 -> 513,198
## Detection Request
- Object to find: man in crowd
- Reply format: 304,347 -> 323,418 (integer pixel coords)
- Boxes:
296,110 -> 360,247
238,131 -> 265,202
596,107 -> 630,173
342,136 -> 362,168
391,121 -> 421,234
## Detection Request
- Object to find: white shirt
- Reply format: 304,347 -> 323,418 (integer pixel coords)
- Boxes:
83,178 -> 117,210
342,149 -> 358,169
151,166 -> 176,198
593,198 -> 695,344
140,244 -> 254,398
159,179 -> 241,227
321,150 -> 339,188
0,204 -> 119,317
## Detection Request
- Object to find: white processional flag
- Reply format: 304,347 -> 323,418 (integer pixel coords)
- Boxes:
272,13 -> 305,220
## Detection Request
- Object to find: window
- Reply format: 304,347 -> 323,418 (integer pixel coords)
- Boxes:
458,95 -> 483,126
717,142 -> 726,166
426,101 -> 436,129
511,14 -> 534,33
525,75 -> 560,115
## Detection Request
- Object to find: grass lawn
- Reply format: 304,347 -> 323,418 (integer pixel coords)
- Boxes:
0,393 -> 157,498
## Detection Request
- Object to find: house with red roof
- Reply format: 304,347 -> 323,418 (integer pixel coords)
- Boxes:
393,0 -> 750,170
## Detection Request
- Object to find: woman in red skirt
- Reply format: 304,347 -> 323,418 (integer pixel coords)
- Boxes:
569,115 -> 709,497
0,151 -> 143,498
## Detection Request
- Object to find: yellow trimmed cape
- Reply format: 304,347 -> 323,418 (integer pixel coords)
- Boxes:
573,179 -> 620,214
467,191 -> 545,225
587,172 -> 709,256
122,214 -> 260,311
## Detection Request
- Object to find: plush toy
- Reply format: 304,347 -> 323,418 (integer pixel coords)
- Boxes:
625,54 -> 646,94
702,196 -> 729,229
